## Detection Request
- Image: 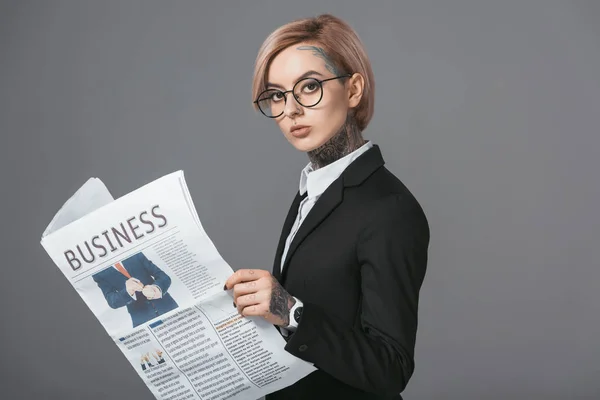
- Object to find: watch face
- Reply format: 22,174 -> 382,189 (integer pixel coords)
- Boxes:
294,306 -> 303,323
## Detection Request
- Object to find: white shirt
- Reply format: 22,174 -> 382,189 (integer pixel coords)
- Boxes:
280,140 -> 374,334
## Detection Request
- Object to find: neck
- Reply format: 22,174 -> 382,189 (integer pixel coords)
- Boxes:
307,116 -> 365,170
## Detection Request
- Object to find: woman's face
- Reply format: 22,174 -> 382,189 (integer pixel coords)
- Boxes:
264,42 -> 353,152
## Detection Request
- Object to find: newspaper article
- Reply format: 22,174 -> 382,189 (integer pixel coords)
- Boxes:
40,171 -> 316,400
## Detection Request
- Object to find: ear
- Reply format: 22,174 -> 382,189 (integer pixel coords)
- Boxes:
347,73 -> 365,109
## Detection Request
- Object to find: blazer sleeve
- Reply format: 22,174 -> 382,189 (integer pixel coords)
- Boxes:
137,253 -> 172,294
92,273 -> 135,309
284,193 -> 430,396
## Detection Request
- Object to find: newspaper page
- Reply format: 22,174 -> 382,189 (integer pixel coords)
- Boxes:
40,171 -> 316,400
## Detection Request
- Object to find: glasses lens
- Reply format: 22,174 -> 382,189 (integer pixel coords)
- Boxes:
257,90 -> 285,117
294,78 -> 322,107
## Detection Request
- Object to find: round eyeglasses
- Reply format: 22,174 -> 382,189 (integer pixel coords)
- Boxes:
254,73 -> 353,118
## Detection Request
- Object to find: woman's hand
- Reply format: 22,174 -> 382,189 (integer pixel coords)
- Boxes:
224,269 -> 296,327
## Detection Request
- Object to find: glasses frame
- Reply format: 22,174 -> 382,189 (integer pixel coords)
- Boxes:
254,73 -> 353,118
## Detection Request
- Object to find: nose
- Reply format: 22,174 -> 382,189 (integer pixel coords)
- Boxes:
283,93 -> 303,118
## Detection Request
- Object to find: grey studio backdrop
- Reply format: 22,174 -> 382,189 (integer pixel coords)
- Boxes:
1,1 -> 598,399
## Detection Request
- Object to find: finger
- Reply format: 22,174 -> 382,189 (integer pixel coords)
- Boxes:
232,278 -> 270,300
235,290 -> 268,309
240,303 -> 270,317
225,269 -> 253,290
224,269 -> 269,289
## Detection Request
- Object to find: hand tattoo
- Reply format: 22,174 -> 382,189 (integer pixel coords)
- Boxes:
269,277 -> 296,327
308,114 -> 365,169
297,45 -> 341,75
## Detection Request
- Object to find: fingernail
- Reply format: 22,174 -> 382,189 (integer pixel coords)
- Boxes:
223,284 -> 227,290
233,302 -> 236,308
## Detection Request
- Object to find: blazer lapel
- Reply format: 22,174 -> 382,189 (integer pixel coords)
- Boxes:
278,144 -> 386,284
272,191 -> 307,282
280,178 -> 344,283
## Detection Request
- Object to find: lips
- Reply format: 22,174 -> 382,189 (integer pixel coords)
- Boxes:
290,125 -> 311,137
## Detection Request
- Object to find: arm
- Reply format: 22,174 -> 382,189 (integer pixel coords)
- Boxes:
284,194 -> 429,395
92,273 -> 135,309
137,253 -> 171,294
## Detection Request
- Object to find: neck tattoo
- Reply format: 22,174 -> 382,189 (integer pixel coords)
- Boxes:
307,116 -> 365,170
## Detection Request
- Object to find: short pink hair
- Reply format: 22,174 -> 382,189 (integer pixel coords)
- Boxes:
251,14 -> 375,132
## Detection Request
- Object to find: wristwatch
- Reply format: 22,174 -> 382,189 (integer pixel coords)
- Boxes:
288,297 -> 304,329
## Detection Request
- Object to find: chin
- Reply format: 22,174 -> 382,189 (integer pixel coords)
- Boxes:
288,134 -> 329,153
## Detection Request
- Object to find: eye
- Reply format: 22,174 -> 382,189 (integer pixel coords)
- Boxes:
270,91 -> 284,102
301,82 -> 319,93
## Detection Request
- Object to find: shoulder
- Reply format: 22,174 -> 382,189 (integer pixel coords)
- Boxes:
355,166 -> 427,216
364,193 -> 428,237
124,253 -> 147,267
92,269 -> 109,282
353,167 -> 429,239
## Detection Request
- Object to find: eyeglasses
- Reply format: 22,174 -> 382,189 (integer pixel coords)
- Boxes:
254,73 -> 353,118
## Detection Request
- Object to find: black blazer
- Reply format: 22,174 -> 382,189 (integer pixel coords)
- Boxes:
266,144 -> 429,400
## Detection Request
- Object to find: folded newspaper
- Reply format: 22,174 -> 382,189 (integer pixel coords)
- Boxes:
40,171 -> 315,400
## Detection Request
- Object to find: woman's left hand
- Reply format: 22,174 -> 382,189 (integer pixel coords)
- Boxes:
224,269 -> 296,327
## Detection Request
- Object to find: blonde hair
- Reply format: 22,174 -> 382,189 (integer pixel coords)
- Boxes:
251,14 -> 375,131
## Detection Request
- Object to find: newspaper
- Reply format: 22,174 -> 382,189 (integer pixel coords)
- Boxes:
40,171 -> 316,400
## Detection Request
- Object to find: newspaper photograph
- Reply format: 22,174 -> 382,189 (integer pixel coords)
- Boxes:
40,171 -> 316,400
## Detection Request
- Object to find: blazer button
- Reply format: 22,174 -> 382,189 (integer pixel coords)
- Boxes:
299,344 -> 308,352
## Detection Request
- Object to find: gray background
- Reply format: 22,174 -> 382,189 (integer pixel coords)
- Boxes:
1,1 -> 599,399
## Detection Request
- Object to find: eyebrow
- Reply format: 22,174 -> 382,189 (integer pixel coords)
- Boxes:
266,70 -> 325,90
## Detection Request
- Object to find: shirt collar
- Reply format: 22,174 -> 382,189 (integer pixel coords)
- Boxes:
299,140 -> 374,199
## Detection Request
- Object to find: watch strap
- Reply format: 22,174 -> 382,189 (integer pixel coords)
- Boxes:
287,297 -> 303,330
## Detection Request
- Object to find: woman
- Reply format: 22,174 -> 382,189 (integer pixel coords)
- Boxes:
223,14 -> 429,399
